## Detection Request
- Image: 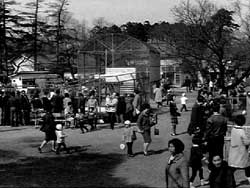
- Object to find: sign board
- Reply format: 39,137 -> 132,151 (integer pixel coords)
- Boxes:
95,68 -> 136,83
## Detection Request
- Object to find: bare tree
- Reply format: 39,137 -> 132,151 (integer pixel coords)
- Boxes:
171,0 -> 250,91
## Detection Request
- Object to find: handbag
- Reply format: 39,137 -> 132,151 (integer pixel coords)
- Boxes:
154,126 -> 159,135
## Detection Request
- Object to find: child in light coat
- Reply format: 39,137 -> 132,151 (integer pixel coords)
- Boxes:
122,120 -> 137,157
55,124 -> 69,154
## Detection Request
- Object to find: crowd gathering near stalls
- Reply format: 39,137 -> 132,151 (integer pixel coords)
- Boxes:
0,78 -> 250,188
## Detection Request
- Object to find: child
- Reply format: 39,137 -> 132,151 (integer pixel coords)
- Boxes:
55,124 -> 68,154
169,95 -> 180,136
122,120 -> 137,157
180,93 -> 188,112
189,134 -> 208,188
64,102 -> 74,128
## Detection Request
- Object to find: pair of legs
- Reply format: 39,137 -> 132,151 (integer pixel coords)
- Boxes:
56,142 -> 68,154
190,166 -> 204,183
79,120 -> 88,133
231,166 -> 250,183
126,142 -> 134,156
39,139 -> 56,152
156,102 -> 162,108
108,112 -> 116,129
180,104 -> 187,112
88,118 -> 96,130
142,130 -> 151,155
171,123 -> 177,135
116,113 -> 124,124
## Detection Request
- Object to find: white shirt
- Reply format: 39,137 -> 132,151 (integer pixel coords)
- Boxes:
180,96 -> 188,105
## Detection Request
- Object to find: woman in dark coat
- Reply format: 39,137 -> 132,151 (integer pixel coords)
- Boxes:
38,111 -> 57,153
137,103 -> 154,156
209,154 -> 236,188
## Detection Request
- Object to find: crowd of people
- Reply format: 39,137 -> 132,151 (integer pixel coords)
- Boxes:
1,81 -> 250,187
164,87 -> 250,188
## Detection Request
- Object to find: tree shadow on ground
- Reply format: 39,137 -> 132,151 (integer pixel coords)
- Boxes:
0,151 -> 149,187
0,127 -> 30,132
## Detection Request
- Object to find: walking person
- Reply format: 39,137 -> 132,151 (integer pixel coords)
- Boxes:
209,154 -> 236,188
55,124 -> 69,154
169,95 -> 180,136
154,83 -> 163,108
38,110 -> 57,153
122,120 -> 137,157
137,103 -> 154,156
180,93 -> 188,112
165,138 -> 189,188
228,114 -> 250,184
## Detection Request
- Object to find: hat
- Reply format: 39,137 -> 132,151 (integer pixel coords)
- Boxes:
56,124 -> 63,130
124,120 -> 131,125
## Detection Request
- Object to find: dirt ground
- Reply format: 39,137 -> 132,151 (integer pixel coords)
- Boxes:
0,91 -> 249,187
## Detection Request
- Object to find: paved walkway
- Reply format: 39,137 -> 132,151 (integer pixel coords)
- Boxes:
0,91 -> 249,187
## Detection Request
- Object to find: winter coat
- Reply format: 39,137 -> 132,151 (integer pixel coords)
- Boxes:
40,112 -> 56,133
137,111 -> 151,131
228,126 -> 250,168
165,153 -> 189,188
204,113 -> 227,141
209,161 -> 236,188
187,102 -> 206,134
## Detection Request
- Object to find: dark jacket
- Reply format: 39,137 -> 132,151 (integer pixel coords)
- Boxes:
116,96 -> 126,115
137,111 -> 151,131
209,161 -> 236,188
41,96 -> 51,112
51,94 -> 64,113
20,95 -> 31,111
187,102 -> 205,135
165,153 -> 189,188
40,112 -> 56,133
204,113 -> 227,141
170,101 -> 179,116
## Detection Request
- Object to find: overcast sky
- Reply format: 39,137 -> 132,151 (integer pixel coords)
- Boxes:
16,0 -> 232,27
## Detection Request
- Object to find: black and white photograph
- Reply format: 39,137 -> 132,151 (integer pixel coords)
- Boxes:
1,0 -> 250,187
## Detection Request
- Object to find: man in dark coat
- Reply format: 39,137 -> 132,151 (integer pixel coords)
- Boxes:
20,90 -> 31,125
51,89 -> 64,113
204,104 -> 227,168
187,95 -> 206,135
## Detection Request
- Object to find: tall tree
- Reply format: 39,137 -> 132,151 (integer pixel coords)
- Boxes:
0,0 -> 28,82
172,0 -> 241,91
